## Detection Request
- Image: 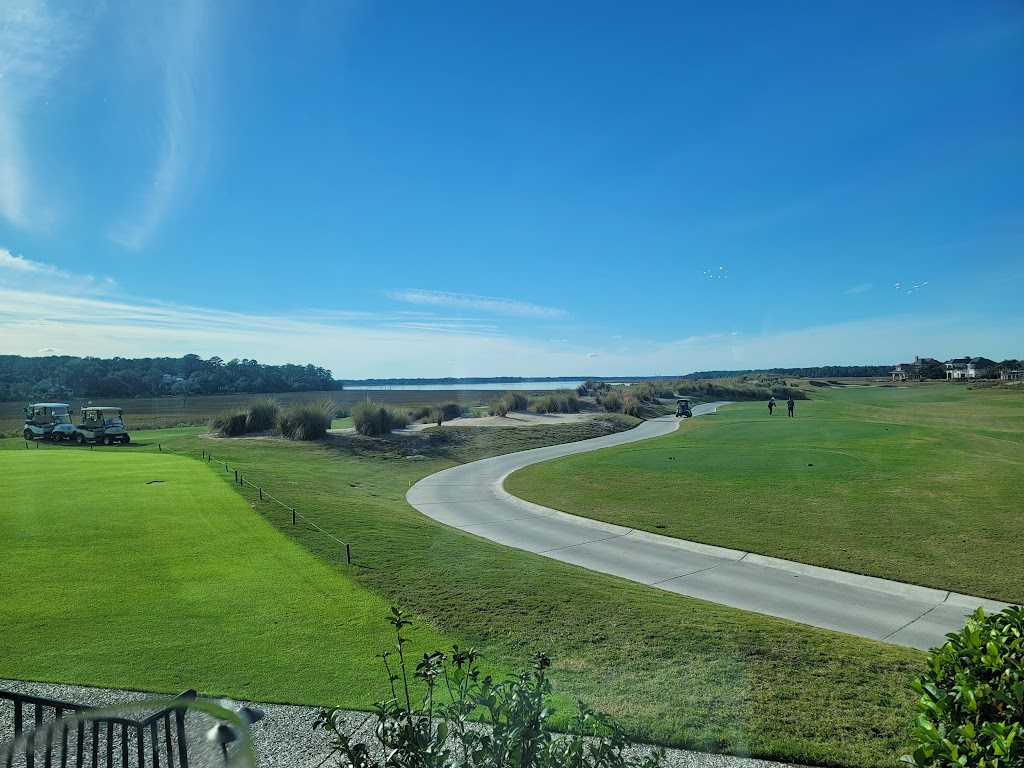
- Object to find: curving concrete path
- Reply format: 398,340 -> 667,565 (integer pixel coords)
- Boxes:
406,404 -> 1011,651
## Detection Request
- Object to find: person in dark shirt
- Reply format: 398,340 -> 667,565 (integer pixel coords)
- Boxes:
787,397 -> 795,417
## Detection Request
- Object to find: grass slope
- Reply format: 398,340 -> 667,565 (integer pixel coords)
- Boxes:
506,385 -> 1024,603
132,424 -> 919,766
0,450 -> 453,704
1,417 -> 926,767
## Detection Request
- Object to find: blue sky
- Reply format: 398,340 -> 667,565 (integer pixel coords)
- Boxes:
1,1 -> 1021,379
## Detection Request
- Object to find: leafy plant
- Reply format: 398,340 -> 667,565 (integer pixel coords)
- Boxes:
316,609 -> 665,768
903,605 -> 1023,768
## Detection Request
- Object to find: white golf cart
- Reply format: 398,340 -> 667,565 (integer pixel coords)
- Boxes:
23,403 -> 79,442
75,406 -> 131,445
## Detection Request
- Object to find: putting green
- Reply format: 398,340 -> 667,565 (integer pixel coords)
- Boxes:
0,449 -> 451,704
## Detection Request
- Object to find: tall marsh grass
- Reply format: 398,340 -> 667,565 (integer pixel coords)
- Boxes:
245,398 -> 280,432
487,391 -> 529,416
530,389 -> 579,414
352,396 -> 411,436
278,399 -> 335,440
211,408 -> 249,436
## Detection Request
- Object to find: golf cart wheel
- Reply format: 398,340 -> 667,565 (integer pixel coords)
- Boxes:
75,433 -> 85,445
102,435 -> 113,446
51,432 -> 62,442
23,429 -> 34,441
121,435 -> 130,444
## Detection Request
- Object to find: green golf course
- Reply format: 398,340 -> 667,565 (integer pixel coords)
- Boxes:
5,387 -> 1012,767
506,383 -> 1024,603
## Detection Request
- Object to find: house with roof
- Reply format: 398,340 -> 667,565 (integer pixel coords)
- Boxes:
944,357 -> 997,380
890,356 -> 942,381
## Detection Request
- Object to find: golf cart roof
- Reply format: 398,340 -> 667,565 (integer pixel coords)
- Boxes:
29,403 -> 71,409
82,406 -> 123,412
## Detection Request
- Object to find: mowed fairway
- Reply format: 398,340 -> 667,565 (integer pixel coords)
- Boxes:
0,449 -> 452,704
506,384 -> 1024,604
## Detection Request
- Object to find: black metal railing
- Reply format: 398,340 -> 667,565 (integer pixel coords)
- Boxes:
0,689 -> 196,768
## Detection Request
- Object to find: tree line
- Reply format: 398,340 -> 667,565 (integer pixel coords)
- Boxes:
0,354 -> 339,401
682,365 -> 892,379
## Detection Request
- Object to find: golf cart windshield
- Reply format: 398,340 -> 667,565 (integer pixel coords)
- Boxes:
27,405 -> 72,424
82,409 -> 124,428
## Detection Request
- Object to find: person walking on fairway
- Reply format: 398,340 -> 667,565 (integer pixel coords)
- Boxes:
768,397 -> 776,415
787,397 -> 795,417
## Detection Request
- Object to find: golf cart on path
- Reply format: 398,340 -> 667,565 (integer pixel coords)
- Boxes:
675,399 -> 693,418
75,406 -> 130,445
23,403 -> 78,441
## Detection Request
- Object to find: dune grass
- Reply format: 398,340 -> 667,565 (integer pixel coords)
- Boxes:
506,384 -> 1024,603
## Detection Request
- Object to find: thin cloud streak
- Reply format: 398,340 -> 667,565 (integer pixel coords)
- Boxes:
111,0 -> 212,249
0,0 -> 91,230
390,289 -> 567,318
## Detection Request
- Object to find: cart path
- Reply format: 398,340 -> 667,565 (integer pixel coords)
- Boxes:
407,403 -> 1010,651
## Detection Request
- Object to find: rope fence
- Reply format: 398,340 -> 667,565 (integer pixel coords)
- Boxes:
155,442 -> 352,565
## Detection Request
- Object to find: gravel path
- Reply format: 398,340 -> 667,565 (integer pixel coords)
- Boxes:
1,679 -> 803,768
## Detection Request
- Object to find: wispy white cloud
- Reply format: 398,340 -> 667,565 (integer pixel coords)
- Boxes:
1,256 -> 1020,378
390,320 -> 500,335
389,289 -> 567,318
0,247 -> 116,291
111,0 -> 213,249
0,248 -> 69,277
0,1 -> 92,230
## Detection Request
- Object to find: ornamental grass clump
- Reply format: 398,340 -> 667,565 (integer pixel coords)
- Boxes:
211,408 -> 248,436
315,608 -> 665,768
278,399 -> 334,440
245,398 -> 279,432
488,392 -> 529,417
352,396 -> 410,436
903,605 -> 1023,768
530,389 -> 579,414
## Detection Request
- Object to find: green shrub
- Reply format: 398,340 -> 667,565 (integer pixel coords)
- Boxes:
440,402 -> 462,421
488,398 -> 510,417
352,396 -> 410,436
245,398 -> 279,432
599,393 -> 621,412
315,609 -> 665,768
211,408 -> 248,436
278,399 -> 334,440
903,605 -> 1023,768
